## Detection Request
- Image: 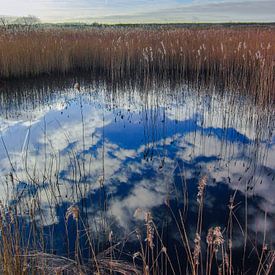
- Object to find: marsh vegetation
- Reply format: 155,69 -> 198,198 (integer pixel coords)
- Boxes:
0,25 -> 274,274
0,26 -> 274,103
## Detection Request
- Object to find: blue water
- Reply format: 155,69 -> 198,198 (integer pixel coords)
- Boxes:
0,80 -> 274,271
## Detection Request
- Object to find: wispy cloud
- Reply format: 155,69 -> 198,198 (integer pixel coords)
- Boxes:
0,0 -> 274,22
91,0 -> 275,23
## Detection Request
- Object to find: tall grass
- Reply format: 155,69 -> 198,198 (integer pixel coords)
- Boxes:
1,174 -> 274,274
0,75 -> 274,273
0,27 -> 274,104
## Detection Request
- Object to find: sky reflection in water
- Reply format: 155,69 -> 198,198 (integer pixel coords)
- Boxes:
0,81 -> 274,266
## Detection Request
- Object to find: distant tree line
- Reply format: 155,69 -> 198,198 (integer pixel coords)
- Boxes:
0,15 -> 40,32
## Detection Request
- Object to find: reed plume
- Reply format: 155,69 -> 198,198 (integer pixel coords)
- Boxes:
0,27 -> 274,104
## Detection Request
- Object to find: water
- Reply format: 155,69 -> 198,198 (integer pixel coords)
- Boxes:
0,78 -> 274,273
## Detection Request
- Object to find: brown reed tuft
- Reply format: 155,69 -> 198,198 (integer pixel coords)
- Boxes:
144,211 -> 154,249
0,27 -> 274,104
197,175 -> 207,204
65,205 -> 80,222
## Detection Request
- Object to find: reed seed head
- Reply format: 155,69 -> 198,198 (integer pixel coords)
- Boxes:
193,233 -> 201,265
65,205 -> 79,222
144,211 -> 154,249
197,175 -> 207,204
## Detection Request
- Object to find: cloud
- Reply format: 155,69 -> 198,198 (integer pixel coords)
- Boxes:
0,84 -> 274,245
96,0 -> 275,23
0,0 -> 274,22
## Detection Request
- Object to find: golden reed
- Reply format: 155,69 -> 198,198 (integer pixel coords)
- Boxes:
0,26 -> 274,103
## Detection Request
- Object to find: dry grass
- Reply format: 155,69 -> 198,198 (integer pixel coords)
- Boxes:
0,71 -> 274,273
0,201 -> 141,274
0,164 -> 274,274
0,27 -> 274,104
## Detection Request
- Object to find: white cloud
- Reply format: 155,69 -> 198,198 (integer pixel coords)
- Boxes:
0,85 -> 274,245
0,0 -> 274,22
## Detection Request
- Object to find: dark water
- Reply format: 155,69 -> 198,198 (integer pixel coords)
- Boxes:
0,78 -> 274,273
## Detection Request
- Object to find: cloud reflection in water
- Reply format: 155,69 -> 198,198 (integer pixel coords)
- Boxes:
0,83 -> 274,258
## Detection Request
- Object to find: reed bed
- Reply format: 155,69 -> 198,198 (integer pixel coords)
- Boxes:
1,174 -> 274,274
0,77 -> 274,273
0,27 -> 274,104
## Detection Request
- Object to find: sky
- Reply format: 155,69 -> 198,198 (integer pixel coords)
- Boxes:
0,0 -> 274,23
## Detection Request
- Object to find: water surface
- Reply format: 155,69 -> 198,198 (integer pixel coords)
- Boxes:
0,78 -> 274,272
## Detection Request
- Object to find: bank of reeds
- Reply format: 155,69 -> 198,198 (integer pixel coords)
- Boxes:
1,174 -> 274,274
0,27 -> 274,104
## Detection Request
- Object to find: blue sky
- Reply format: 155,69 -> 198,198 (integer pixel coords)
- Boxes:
0,0 -> 274,22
